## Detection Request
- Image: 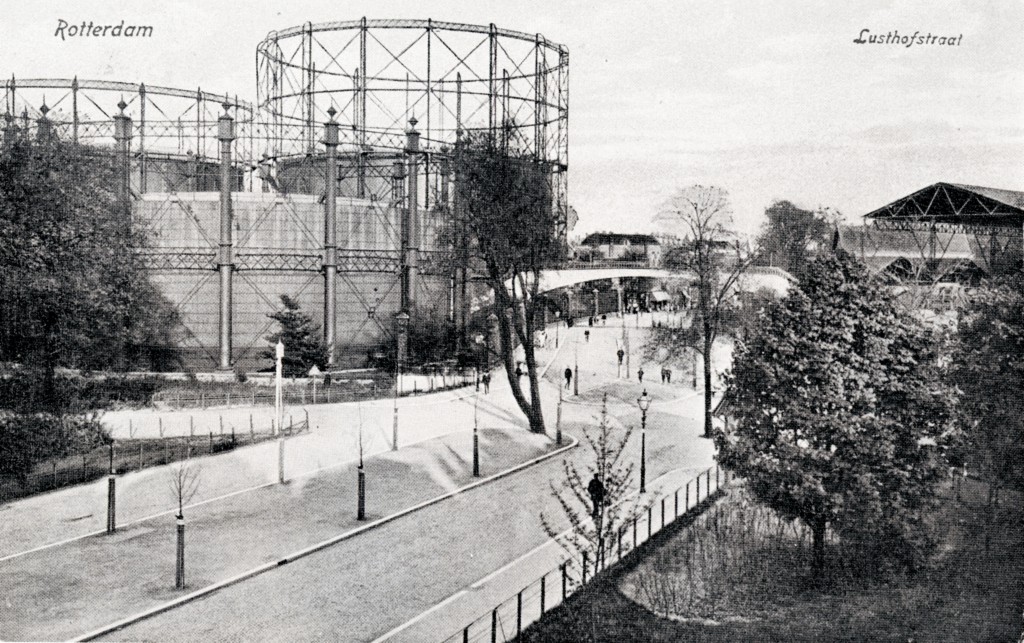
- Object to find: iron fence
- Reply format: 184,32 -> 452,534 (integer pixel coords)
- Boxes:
0,417 -> 310,503
440,465 -> 727,643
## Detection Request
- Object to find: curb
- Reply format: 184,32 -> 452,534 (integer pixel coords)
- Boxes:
73,433 -> 580,642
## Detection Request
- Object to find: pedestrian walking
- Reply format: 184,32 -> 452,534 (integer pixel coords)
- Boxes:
601,314 -> 607,325
564,367 -> 573,390
665,367 -> 672,384
617,348 -> 624,365
660,367 -> 667,384
584,329 -> 590,343
638,367 -> 644,383
587,473 -> 606,519
482,372 -> 491,393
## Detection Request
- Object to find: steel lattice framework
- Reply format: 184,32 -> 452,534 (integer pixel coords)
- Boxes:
255,18 -> 570,228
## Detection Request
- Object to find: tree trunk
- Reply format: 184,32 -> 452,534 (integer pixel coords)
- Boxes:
811,516 -> 827,581
702,320 -> 713,438
494,302 -> 545,433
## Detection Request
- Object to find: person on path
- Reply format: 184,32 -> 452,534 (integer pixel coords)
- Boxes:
584,330 -> 590,343
564,367 -> 573,390
665,367 -> 672,384
638,367 -> 644,383
617,348 -> 625,365
482,372 -> 491,393
660,367 -> 667,384
601,314 -> 607,325
587,473 -> 606,519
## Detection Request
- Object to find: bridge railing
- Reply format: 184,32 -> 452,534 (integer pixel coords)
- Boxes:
556,259 -> 660,270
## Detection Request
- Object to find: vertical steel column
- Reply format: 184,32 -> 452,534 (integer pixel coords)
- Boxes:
112,100 -> 132,218
406,118 -> 420,309
323,107 -> 339,367
393,159 -> 409,311
358,18 -> 368,197
71,76 -> 79,143
455,74 -> 469,346
216,104 -> 236,371
138,83 -> 147,193
488,24 -> 497,135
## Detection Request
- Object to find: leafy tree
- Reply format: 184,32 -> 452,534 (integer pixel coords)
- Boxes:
655,185 -> 750,438
263,295 -> 329,377
454,125 -> 564,433
753,200 -> 838,277
0,123 -> 180,407
950,275 -> 1024,497
715,253 -> 955,579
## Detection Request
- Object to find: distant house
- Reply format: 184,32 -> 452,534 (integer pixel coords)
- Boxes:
579,232 -> 662,265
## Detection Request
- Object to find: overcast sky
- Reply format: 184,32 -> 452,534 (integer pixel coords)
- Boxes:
2,0 -> 1022,238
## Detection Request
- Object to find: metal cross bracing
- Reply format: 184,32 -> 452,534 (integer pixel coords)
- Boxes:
255,20 -> 568,206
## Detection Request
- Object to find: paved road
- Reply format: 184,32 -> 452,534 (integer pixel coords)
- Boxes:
110,317 -> 719,642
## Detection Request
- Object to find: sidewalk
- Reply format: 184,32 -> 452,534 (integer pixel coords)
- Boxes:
0,426 -> 563,642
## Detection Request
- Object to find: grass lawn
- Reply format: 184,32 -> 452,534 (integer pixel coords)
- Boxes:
522,479 -> 1024,642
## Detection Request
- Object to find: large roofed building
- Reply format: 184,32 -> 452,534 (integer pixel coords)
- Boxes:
838,183 -> 1023,308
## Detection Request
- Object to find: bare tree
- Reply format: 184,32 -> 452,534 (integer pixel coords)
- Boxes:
542,394 -> 643,573
655,185 -> 751,438
168,462 -> 202,519
167,462 -> 201,589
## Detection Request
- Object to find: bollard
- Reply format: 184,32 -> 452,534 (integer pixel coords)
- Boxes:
516,590 -> 522,636
540,574 -> 546,614
357,465 -> 366,520
175,516 -> 186,589
392,404 -> 399,451
106,474 -> 116,534
491,608 -> 497,643
472,425 -> 480,477
278,438 -> 285,484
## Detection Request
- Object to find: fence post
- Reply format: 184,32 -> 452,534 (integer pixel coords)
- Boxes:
633,518 -> 638,549
648,506 -> 653,539
674,489 -> 679,518
696,476 -> 701,504
159,417 -> 164,438
686,481 -> 690,511
304,409 -> 309,431
540,574 -> 546,614
707,468 -> 712,495
252,390 -> 256,406
716,463 -> 720,490
209,431 -> 213,454
582,551 -> 588,584
661,497 -> 666,529
164,437 -> 169,463
219,415 -> 224,435
227,391 -> 231,407
201,392 -> 205,408
190,416 -> 194,437
561,563 -> 567,600
491,608 -> 497,643
517,590 -> 522,636
618,526 -> 623,560
463,627 -> 469,643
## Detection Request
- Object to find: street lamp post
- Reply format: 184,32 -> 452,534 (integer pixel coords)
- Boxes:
637,389 -> 651,493
275,341 -> 285,483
